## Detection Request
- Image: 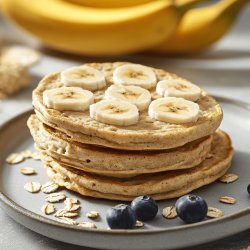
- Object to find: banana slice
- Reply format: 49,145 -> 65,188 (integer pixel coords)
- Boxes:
61,65 -> 106,91
113,64 -> 156,89
148,97 -> 199,124
89,100 -> 139,126
156,79 -> 201,102
43,87 -> 94,111
104,85 -> 151,111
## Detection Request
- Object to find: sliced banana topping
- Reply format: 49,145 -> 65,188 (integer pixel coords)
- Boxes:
104,85 -> 151,111
89,100 -> 139,126
61,65 -> 106,91
43,87 -> 94,111
148,97 -> 200,124
156,79 -> 201,102
113,64 -> 156,89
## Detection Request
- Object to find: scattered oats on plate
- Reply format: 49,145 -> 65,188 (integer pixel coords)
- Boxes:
86,211 -> 99,219
207,207 -> 224,218
41,181 -> 59,194
41,203 -> 56,215
64,197 -> 78,205
135,220 -> 144,227
219,173 -> 239,183
56,217 -> 78,225
78,222 -> 97,229
31,152 -> 41,160
55,209 -> 78,218
162,206 -> 177,219
6,153 -> 24,164
20,167 -> 36,175
65,203 -> 80,212
24,181 -> 41,193
219,196 -> 237,205
20,150 -> 33,158
45,192 -> 66,203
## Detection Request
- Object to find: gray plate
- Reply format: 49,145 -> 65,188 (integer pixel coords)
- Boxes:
0,97 -> 250,250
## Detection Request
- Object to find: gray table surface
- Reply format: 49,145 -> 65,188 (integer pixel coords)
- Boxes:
0,4 -> 250,250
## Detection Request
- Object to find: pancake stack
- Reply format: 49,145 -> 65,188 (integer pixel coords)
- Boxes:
28,62 -> 233,201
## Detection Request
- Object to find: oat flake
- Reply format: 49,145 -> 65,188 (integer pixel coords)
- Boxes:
41,203 -> 55,215
219,196 -> 237,205
86,211 -> 99,219
162,206 -> 177,219
55,209 -> 78,218
31,152 -> 41,160
6,153 -> 24,164
24,181 -> 41,193
207,207 -> 224,218
64,197 -> 78,205
45,192 -> 66,203
135,220 -> 144,227
21,150 -> 33,158
219,173 -> 239,184
56,217 -> 78,225
41,181 -> 59,194
65,203 -> 80,212
78,222 -> 97,229
20,167 -> 36,175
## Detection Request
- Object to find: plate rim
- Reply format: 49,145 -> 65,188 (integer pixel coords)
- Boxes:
0,107 -> 250,236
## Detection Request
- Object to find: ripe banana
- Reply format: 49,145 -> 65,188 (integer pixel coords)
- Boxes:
1,0 -> 206,56
148,97 -> 200,124
61,65 -> 106,91
89,100 -> 139,126
43,87 -> 94,111
154,0 -> 249,54
105,85 -> 151,111
113,64 -> 156,89
65,0 -> 153,8
156,79 -> 201,101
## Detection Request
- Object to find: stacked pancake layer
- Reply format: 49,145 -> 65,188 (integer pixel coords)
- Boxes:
28,62 -> 233,200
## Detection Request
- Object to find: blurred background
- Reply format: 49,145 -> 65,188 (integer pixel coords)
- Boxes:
0,0 -> 249,111
0,0 -> 250,249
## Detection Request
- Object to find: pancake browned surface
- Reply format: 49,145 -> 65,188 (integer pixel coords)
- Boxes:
32,62 -> 222,150
28,114 -> 212,178
41,130 -> 233,200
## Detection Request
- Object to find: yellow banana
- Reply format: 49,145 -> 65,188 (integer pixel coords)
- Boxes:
1,0 -> 206,56
153,0 -> 250,54
64,0 -> 154,8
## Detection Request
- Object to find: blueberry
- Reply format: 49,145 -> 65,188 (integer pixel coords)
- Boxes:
106,204 -> 136,229
176,194 -> 208,224
247,184 -> 250,195
131,195 -> 158,221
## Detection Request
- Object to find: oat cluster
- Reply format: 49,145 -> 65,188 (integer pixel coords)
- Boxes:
0,62 -> 30,99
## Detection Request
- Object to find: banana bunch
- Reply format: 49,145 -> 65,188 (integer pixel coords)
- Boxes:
1,0 -> 249,55
0,0 -> 205,55
154,0 -> 250,54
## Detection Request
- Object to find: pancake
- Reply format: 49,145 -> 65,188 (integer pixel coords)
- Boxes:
32,62 -> 222,150
41,130 -> 233,200
28,114 -> 213,178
